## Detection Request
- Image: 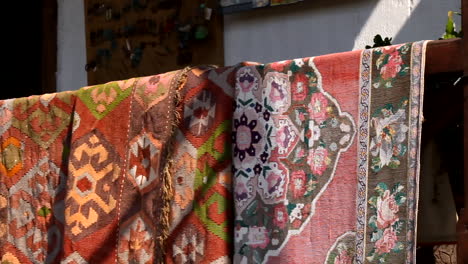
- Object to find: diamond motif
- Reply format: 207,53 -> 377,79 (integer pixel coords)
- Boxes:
134,71 -> 175,110
173,223 -> 205,263
77,81 -> 133,120
128,132 -> 162,191
184,90 -> 216,136
7,158 -> 62,263
12,104 -> 70,149
118,216 -> 154,263
0,137 -> 23,177
67,131 -> 120,238
75,173 -> 96,197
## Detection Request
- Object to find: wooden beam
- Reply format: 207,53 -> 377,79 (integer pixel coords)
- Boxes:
425,39 -> 463,75
463,0 -> 468,217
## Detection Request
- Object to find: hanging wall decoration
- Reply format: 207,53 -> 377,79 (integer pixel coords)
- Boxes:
220,0 -> 303,13
84,0 -> 224,86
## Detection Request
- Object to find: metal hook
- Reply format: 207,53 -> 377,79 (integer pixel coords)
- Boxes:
453,74 -> 468,86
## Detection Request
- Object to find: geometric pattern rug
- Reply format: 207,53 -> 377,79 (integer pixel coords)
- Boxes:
0,41 -> 427,264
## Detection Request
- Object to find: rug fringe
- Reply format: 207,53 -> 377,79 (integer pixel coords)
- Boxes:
155,67 -> 191,264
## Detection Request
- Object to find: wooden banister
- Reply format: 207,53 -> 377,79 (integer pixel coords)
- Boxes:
425,39 -> 463,75
420,3 -> 466,262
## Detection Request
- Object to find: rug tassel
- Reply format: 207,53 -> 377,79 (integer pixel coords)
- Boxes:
155,67 -> 191,264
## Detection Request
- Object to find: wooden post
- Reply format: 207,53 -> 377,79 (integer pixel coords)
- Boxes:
463,0 -> 468,217
457,0 -> 468,262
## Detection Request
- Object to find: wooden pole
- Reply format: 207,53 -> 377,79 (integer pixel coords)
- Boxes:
457,0 -> 468,262
462,0 -> 468,221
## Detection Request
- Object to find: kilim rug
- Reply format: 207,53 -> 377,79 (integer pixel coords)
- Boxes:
0,67 -> 234,264
164,65 -> 238,263
232,41 -> 427,263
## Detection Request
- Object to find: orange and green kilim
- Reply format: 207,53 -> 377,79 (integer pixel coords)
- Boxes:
0,70 -> 189,264
77,80 -> 134,120
193,120 -> 233,242
165,66 -> 235,264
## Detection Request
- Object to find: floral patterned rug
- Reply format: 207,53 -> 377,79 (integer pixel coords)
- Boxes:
232,41 -> 427,264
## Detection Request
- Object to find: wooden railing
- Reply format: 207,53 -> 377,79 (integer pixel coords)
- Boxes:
423,1 -> 466,262
425,0 -> 468,262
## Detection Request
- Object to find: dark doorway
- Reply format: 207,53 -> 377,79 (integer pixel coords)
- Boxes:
1,1 -> 57,100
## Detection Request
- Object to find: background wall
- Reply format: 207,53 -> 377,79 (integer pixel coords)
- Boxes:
224,0 -> 461,65
57,0 -> 461,91
57,0 -> 88,92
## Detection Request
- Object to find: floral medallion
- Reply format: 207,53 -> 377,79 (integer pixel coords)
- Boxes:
234,58 -> 356,262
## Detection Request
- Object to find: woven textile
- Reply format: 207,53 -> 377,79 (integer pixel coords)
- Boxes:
0,69 -> 188,263
232,41 -> 427,263
164,66 -> 238,263
0,42 -> 427,264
